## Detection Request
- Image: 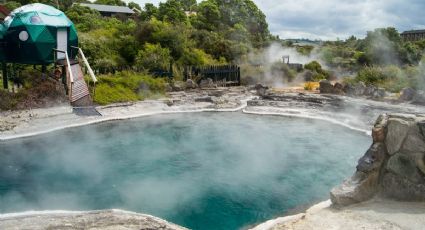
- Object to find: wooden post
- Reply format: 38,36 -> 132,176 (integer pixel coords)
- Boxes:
2,62 -> 7,89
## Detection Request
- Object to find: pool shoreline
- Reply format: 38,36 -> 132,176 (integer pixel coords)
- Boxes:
4,87 -> 424,141
2,88 -> 425,229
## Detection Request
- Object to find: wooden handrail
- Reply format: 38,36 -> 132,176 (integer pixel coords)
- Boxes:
71,46 -> 97,83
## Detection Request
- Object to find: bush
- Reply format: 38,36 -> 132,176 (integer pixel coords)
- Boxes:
93,71 -> 167,105
304,61 -> 330,81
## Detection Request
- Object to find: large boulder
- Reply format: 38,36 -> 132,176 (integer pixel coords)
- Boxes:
199,78 -> 215,88
319,80 -> 333,94
412,90 -> 425,105
330,171 -> 379,206
353,82 -> 366,96
385,117 -> 411,155
255,84 -> 269,97
343,83 -> 355,96
185,79 -> 197,89
399,87 -> 416,101
333,82 -> 345,95
331,113 -> 425,206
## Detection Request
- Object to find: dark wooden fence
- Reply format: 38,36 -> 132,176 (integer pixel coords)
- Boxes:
184,65 -> 241,86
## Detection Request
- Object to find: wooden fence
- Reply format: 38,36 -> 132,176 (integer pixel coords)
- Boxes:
184,65 -> 240,86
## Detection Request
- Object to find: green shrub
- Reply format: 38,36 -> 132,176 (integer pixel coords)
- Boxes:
93,71 -> 167,105
304,61 -> 330,81
355,66 -> 386,85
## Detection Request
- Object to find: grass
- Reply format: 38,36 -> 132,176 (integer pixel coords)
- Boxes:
93,71 -> 168,105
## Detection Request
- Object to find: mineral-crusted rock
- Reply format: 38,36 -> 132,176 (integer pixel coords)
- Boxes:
399,87 -> 416,101
356,143 -> 386,173
331,113 -> 425,206
343,83 -> 355,96
185,79 -> 197,89
333,82 -> 345,95
412,90 -> 425,105
373,88 -> 386,98
319,80 -> 333,94
200,78 -> 215,88
400,125 -> 425,153
372,127 -> 385,143
330,171 -> 379,206
255,84 -> 269,97
0,210 -> 187,230
364,85 -> 376,96
385,118 -> 411,155
381,172 -> 425,201
171,81 -> 185,91
353,82 -> 366,96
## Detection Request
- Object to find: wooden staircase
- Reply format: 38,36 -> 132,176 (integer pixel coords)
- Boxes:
55,47 -> 97,108
69,62 -> 91,106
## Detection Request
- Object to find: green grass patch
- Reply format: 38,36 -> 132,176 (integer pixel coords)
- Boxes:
93,71 -> 167,105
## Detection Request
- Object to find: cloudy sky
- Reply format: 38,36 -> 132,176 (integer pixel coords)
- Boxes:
124,0 -> 425,40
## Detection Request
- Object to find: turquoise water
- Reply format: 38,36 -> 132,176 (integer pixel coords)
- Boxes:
0,112 -> 370,229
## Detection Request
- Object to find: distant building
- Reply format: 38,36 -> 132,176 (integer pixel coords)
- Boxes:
78,3 -> 135,18
400,30 -> 425,42
0,5 -> 10,22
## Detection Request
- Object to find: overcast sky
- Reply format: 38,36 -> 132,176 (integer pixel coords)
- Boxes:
124,0 -> 425,40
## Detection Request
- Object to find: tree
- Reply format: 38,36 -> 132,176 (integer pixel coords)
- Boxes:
140,3 -> 158,21
157,0 -> 187,23
136,43 -> 171,71
196,0 -> 220,31
128,2 -> 141,11
177,0 -> 197,11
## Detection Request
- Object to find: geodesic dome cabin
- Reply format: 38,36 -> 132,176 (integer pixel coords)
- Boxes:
0,3 -> 78,64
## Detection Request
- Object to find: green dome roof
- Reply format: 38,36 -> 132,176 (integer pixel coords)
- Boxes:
3,3 -> 73,28
0,3 -> 78,64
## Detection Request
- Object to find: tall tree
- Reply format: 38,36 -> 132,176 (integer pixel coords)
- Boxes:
157,0 -> 187,23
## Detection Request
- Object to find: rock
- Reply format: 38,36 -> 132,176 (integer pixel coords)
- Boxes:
165,99 -> 174,107
343,83 -> 355,96
353,82 -> 366,96
171,81 -> 184,91
385,118 -> 410,155
357,143 -> 386,173
372,127 -> 385,143
319,80 -> 333,94
0,210 -> 187,230
364,85 -> 376,96
333,82 -> 345,95
400,125 -> 425,153
199,78 -> 215,88
208,90 -> 225,97
381,172 -> 425,201
330,171 -> 379,206
412,90 -> 425,105
332,113 -> 425,206
185,79 -> 197,89
164,83 -> 173,92
386,152 -> 424,184
399,87 -> 416,101
255,84 -> 269,97
373,88 -> 386,98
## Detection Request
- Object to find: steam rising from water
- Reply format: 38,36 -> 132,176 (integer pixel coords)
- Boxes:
0,113 -> 370,229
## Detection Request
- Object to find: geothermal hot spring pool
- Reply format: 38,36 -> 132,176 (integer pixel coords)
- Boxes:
0,112 -> 370,229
